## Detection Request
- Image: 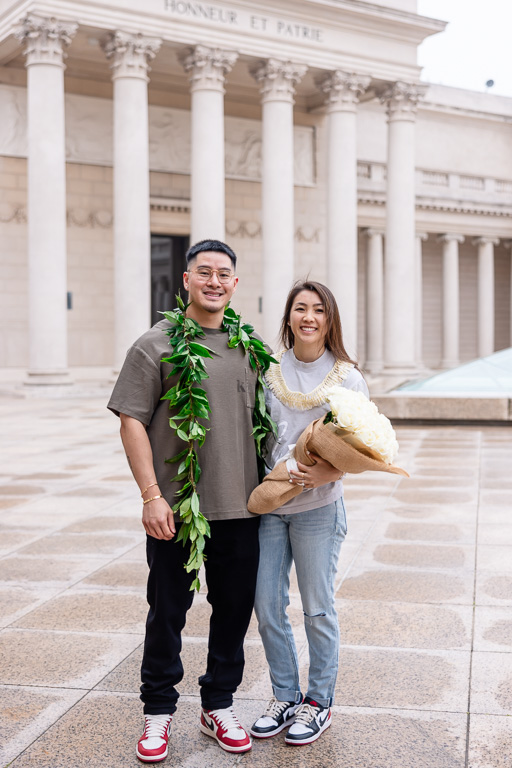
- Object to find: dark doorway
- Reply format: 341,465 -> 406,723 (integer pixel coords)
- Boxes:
150,234 -> 189,326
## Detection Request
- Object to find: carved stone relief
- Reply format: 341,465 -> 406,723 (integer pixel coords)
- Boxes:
0,84 -> 315,186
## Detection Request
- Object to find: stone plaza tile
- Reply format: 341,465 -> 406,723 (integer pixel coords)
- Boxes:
0,629 -> 142,688
81,560 -> 149,589
354,541 -> 475,571
7,692 -> 258,768
117,541 -> 147,561
475,572 -> 512,606
390,487 -> 477,505
479,489 -> 512,507
0,556 -> 108,585
96,639 -> 270,699
337,565 -> 475,605
468,713 -> 512,768
335,647 -> 470,712
473,606 -> 512,651
470,652 -> 512,715
0,685 -> 86,768
62,515 -> 143,533
18,531 -> 141,557
242,707 -> 467,768
0,530 -> 47,556
14,591 -> 149,633
477,524 -> 512,546
0,585 -> 59,628
337,600 -> 473,650
382,504 -> 478,525
367,520 -> 476,544
477,545 -> 512,574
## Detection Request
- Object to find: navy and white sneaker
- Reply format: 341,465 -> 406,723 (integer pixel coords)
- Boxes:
285,697 -> 332,745
250,696 -> 302,738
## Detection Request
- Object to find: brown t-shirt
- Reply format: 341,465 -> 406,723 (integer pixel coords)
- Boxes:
108,319 -> 259,521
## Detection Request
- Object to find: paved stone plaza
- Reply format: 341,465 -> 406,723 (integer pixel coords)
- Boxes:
0,393 -> 511,767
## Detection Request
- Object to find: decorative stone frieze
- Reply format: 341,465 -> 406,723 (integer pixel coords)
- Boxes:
250,58 -> 307,102
103,31 -> 161,80
381,81 -> 428,120
317,70 -> 370,112
14,14 -> 77,67
180,45 -> 237,92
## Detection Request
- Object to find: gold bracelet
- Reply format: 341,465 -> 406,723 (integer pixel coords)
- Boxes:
142,494 -> 163,505
141,482 -> 159,498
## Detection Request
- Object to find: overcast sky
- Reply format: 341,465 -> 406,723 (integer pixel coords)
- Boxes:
417,0 -> 512,97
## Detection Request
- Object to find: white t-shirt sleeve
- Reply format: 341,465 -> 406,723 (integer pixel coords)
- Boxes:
343,367 -> 369,398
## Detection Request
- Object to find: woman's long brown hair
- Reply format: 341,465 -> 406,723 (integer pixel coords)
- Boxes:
279,281 -> 359,369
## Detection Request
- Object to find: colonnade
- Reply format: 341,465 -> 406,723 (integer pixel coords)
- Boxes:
363,229 -> 505,373
13,13 -> 509,383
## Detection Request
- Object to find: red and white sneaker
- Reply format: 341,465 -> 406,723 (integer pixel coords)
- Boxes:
200,706 -> 252,753
136,714 -> 172,763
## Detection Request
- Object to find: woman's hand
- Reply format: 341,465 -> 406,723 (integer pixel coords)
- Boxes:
289,453 -> 341,490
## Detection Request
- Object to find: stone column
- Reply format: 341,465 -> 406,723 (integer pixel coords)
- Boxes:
473,237 -> 499,358
181,45 -> 237,242
104,31 -> 161,371
251,59 -> 307,345
381,82 -> 426,372
505,240 -> 512,348
14,14 -> 77,385
317,71 -> 370,355
363,229 -> 384,374
415,233 -> 427,367
438,234 -> 464,369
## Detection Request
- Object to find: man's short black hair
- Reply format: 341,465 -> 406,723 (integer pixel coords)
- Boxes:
185,239 -> 237,269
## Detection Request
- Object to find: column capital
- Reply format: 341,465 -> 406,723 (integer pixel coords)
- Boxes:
473,236 -> 499,247
363,227 -> 385,238
103,31 -> 161,81
180,44 -> 237,93
317,70 -> 370,113
250,58 -> 307,103
437,233 -> 464,244
14,13 -> 77,67
380,81 -> 427,121
416,232 -> 429,242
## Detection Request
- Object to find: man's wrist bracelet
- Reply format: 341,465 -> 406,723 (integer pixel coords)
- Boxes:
142,494 -> 163,505
141,482 -> 159,497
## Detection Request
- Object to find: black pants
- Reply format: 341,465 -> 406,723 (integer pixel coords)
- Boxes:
140,516 -> 260,714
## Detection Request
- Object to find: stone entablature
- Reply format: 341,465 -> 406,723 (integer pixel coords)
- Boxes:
357,160 -> 512,218
0,0 -> 446,82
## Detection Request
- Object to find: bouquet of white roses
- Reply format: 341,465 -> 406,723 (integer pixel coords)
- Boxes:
247,386 -> 408,515
324,387 -> 399,464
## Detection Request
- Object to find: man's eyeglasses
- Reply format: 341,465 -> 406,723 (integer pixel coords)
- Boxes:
188,267 -> 235,284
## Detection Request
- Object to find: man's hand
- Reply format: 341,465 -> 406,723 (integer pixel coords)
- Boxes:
289,452 -> 341,490
142,497 -> 176,540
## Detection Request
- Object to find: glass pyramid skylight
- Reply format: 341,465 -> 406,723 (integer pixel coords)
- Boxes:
397,347 -> 512,394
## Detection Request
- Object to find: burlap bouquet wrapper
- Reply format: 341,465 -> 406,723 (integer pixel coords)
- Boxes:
247,418 -> 409,515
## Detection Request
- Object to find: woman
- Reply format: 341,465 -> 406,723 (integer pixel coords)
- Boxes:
250,281 -> 368,746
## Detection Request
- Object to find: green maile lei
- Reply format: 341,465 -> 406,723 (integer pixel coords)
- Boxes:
160,295 -> 277,591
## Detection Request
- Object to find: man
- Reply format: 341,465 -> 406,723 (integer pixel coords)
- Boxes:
108,240 -> 261,762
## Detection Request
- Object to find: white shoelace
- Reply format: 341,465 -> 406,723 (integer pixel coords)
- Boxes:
294,703 -> 319,725
143,714 -> 172,740
264,696 -> 293,719
208,706 -> 243,731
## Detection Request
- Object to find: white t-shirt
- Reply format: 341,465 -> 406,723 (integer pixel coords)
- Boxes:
265,348 -> 369,515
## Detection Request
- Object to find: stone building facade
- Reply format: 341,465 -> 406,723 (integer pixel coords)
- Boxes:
0,0 -> 511,385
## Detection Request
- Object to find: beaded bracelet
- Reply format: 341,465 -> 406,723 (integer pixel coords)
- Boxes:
142,494 -> 163,505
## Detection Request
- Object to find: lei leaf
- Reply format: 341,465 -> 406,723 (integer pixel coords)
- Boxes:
161,297 -> 277,591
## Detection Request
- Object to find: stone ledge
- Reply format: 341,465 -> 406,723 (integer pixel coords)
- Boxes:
373,394 -> 512,422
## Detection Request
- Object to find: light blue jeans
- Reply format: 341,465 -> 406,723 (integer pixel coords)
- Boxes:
254,498 -> 347,708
